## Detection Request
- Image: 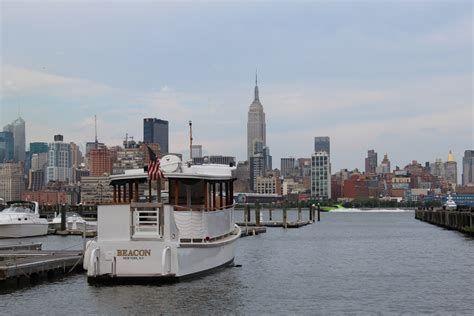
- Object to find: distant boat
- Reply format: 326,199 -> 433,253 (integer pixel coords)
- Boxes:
444,195 -> 457,211
0,201 -> 49,238
320,204 -> 345,212
50,212 -> 97,231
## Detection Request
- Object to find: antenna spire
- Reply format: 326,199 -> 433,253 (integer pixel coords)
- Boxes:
254,69 -> 260,102
94,114 -> 98,148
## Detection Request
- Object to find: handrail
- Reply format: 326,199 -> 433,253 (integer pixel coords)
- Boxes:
174,203 -> 236,212
130,202 -> 163,208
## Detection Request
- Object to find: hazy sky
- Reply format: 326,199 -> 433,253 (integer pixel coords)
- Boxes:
1,0 -> 472,173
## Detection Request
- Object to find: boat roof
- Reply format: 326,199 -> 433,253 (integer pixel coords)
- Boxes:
109,163 -> 236,184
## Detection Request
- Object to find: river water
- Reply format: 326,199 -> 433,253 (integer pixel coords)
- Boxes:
0,210 -> 473,315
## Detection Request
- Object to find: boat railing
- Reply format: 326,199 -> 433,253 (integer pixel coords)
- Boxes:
173,204 -> 236,212
130,202 -> 164,240
173,204 -> 235,241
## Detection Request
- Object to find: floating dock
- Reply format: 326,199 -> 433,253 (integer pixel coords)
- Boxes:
0,243 -> 83,288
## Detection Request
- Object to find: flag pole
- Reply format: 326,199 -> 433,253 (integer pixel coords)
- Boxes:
148,178 -> 152,202
157,154 -> 161,203
189,120 -> 193,160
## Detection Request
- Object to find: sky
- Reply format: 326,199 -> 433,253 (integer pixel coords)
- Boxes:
1,0 -> 473,174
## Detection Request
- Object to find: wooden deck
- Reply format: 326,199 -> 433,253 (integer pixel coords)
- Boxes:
0,244 -> 83,288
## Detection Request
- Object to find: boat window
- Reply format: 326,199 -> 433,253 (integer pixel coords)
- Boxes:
169,179 -> 205,208
169,178 -> 234,211
2,206 -> 33,213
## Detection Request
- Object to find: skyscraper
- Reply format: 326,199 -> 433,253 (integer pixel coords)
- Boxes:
70,142 -> 84,169
249,155 -> 265,192
314,137 -> 330,156
312,137 -> 331,199
247,73 -> 266,161
445,150 -> 457,185
46,135 -> 72,184
30,142 -> 49,155
462,150 -> 474,186
311,151 -> 331,199
3,117 -> 26,163
0,162 -> 24,201
0,131 -> 14,162
143,118 -> 169,154
376,153 -> 391,174
89,147 -> 113,176
281,157 -> 295,178
365,149 -> 378,174
263,146 -> 272,172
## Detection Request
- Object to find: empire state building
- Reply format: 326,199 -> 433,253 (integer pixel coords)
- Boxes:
247,73 -> 266,161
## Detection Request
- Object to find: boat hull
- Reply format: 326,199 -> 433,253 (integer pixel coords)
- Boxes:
85,226 -> 240,283
87,257 -> 235,285
0,223 -> 49,238
49,221 -> 97,231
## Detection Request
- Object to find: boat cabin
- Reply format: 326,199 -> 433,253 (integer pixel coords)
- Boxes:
108,166 -> 235,211
100,160 -> 236,243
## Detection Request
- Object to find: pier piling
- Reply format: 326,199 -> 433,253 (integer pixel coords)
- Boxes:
60,204 -> 66,231
255,204 -> 261,227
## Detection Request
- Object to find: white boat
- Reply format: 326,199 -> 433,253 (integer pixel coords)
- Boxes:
50,212 -> 97,231
0,201 -> 49,238
444,195 -> 457,211
84,154 -> 241,283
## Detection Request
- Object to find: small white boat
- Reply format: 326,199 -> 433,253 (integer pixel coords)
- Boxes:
0,201 -> 49,238
50,212 -> 97,231
444,195 -> 457,211
84,154 -> 241,283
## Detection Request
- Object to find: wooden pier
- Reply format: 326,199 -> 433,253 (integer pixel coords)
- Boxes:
0,243 -> 83,289
415,208 -> 474,236
239,226 -> 267,237
236,204 -> 320,229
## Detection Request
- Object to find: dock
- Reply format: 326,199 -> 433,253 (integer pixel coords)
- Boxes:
236,220 -> 312,228
235,204 -> 320,230
50,229 -> 97,237
0,243 -> 83,288
415,208 -> 474,236
239,226 -> 267,237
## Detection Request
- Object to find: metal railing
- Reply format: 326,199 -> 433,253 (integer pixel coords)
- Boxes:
130,202 -> 163,239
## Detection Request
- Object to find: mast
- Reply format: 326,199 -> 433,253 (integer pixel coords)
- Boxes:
189,121 -> 193,160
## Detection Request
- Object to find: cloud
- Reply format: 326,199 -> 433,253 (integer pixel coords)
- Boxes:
424,16 -> 473,48
1,64 -> 115,97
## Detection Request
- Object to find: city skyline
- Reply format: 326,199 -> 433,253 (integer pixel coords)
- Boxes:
1,1 -> 472,173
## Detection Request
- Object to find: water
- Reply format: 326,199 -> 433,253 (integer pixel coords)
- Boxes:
1,210 -> 473,315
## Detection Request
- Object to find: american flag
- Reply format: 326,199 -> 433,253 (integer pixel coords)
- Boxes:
147,146 -> 164,180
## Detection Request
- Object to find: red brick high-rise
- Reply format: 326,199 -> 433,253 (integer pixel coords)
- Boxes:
89,148 -> 113,176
